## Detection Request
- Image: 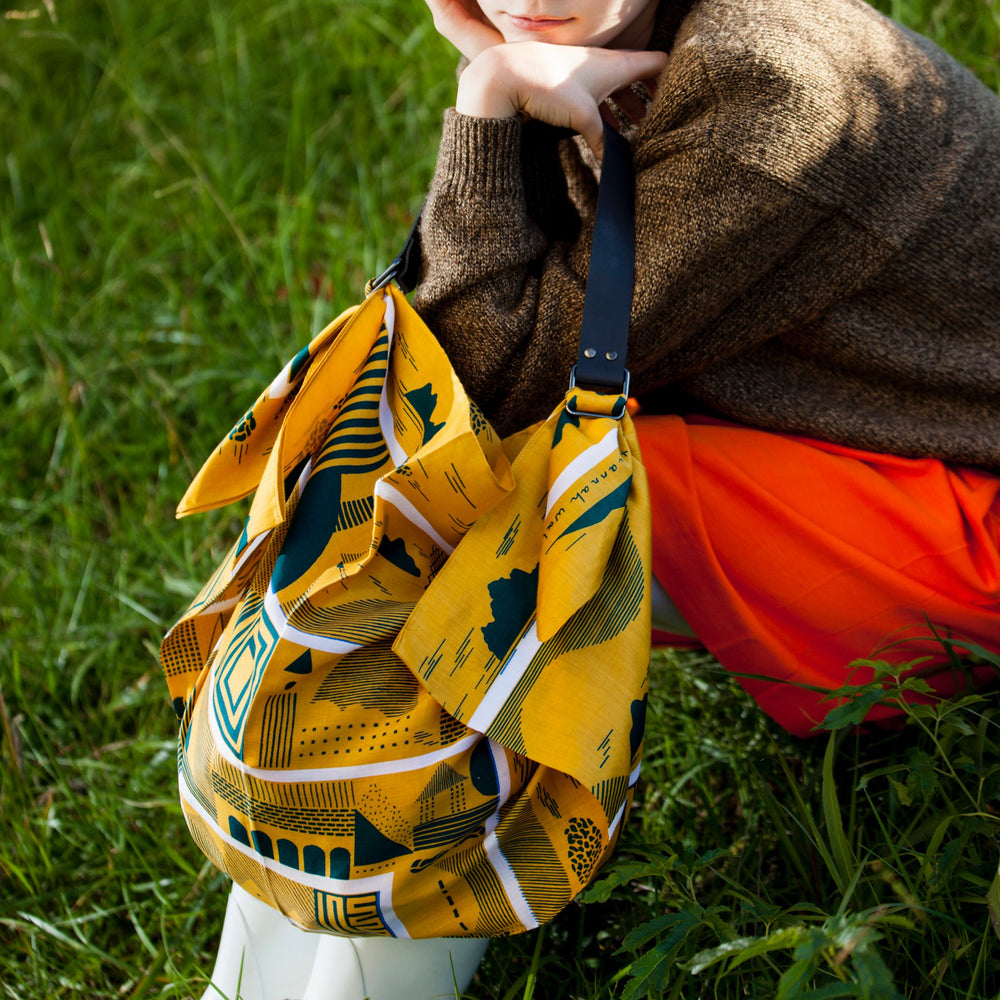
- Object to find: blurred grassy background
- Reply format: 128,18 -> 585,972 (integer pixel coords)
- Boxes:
1,0 -> 998,997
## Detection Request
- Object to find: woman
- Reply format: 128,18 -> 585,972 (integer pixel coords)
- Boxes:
415,0 -> 1000,735
201,0 -> 1000,996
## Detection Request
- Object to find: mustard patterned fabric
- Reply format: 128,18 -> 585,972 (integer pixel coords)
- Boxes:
160,286 -> 651,938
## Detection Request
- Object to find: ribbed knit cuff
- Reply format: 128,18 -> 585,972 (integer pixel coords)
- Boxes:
435,108 -> 524,200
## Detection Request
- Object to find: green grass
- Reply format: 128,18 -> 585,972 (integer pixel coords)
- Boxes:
1,0 -> 998,997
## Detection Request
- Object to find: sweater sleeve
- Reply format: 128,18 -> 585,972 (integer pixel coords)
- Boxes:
412,0 -> 1000,467
413,110 -> 592,429
413,14 -> 910,435
414,112 -> 844,435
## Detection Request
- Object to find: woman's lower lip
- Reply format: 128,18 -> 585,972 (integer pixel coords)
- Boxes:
506,14 -> 573,31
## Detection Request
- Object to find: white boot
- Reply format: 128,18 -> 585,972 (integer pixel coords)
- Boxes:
201,881 -> 320,1000
301,934 -> 490,1000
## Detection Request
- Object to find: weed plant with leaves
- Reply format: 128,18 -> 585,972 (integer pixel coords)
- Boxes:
581,648 -> 1000,999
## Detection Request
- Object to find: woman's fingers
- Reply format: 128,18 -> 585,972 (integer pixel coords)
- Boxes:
457,43 -> 668,146
585,49 -> 669,101
425,0 -> 504,58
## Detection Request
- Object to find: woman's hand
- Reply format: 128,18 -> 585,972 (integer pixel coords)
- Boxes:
425,0 -> 504,59
456,42 -> 668,154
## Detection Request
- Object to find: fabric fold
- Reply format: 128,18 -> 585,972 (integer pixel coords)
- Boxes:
161,285 -> 652,938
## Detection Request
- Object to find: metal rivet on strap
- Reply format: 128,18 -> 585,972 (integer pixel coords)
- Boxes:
605,351 -> 618,361
583,348 -> 597,358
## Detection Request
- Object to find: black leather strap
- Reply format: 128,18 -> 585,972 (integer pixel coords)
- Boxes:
572,121 -> 635,394
375,120 -> 635,395
368,211 -> 423,294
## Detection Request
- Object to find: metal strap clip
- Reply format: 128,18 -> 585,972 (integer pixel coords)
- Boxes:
565,365 -> 631,419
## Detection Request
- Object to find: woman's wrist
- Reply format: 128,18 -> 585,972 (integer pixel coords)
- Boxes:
455,48 -> 521,118
435,109 -> 524,197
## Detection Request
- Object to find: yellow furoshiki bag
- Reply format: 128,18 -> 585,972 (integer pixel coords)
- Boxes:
160,127 -> 651,939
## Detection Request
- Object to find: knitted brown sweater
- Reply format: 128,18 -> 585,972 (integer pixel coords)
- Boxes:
414,0 -> 1000,470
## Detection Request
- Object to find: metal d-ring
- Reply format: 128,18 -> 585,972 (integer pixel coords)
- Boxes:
565,365 -> 630,419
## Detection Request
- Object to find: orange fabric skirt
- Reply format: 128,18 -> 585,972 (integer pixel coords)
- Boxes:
635,414 -> 1000,737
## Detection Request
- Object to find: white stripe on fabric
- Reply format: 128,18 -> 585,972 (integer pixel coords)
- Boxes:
231,529 -> 271,579
466,620 -> 542,734
476,737 -> 537,927
373,479 -> 454,555
263,586 -> 364,656
198,595 -> 239,617
482,739 -> 511,841
266,359 -> 298,401
177,772 -> 409,938
205,687 -> 481,783
377,291 -> 409,470
608,799 -> 627,843
294,456 -> 313,497
483,830 -> 538,930
606,761 -> 643,843
544,425 -> 620,517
